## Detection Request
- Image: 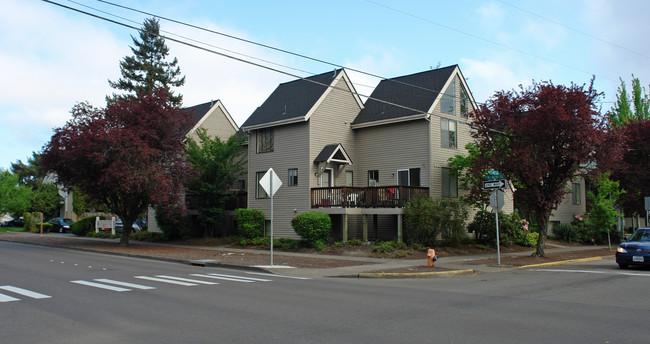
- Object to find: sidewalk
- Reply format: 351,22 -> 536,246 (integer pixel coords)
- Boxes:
0,232 -> 615,279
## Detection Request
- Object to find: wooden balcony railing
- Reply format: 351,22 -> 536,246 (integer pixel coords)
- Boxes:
311,186 -> 429,208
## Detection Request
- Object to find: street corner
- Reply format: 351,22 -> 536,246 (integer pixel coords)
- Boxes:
357,268 -> 475,279
518,256 -> 603,269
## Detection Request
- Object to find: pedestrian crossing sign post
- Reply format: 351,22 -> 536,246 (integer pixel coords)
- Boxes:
259,168 -> 282,266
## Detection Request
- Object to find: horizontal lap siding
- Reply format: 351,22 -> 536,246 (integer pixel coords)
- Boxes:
189,106 -> 237,142
550,179 -> 586,230
309,75 -> 360,188
247,122 -> 310,239
355,120 -> 430,187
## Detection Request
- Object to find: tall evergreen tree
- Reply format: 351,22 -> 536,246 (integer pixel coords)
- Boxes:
108,18 -> 185,106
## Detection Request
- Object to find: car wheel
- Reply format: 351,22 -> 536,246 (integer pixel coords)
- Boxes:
618,263 -> 628,269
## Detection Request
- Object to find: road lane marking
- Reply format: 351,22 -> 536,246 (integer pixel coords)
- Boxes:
71,280 -> 131,292
206,273 -> 272,282
532,269 -> 650,277
189,274 -> 254,283
0,293 -> 20,302
134,276 -> 198,286
155,275 -> 219,285
94,279 -> 156,290
245,272 -> 311,280
0,286 -> 51,299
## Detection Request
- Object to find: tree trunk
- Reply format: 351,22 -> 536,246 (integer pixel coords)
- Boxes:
119,221 -> 132,246
534,213 -> 549,257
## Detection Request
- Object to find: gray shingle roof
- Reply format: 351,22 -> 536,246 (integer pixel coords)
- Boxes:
241,69 -> 343,129
314,143 -> 352,164
352,65 -> 457,125
182,100 -> 219,132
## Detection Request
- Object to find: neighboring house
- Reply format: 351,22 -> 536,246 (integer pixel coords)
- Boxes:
548,178 -> 588,231
147,99 -> 246,233
241,65 -> 510,241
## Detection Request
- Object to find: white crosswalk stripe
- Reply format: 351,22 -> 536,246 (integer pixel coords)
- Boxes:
207,273 -> 272,282
134,276 -> 198,286
189,273 -> 254,283
71,280 -> 131,292
94,279 -> 156,290
0,293 -> 20,302
155,275 -> 219,285
0,286 -> 52,299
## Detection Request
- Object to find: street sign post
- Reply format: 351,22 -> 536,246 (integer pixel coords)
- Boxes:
483,179 -> 506,265
259,168 -> 282,266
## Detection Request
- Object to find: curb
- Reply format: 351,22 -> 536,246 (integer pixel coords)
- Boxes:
518,256 -> 603,269
358,269 -> 475,278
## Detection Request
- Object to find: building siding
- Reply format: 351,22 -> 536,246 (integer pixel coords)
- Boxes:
354,120 -> 430,187
247,122 -> 311,238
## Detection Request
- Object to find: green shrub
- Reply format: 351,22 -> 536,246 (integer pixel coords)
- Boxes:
24,212 -> 37,232
468,210 -> 527,247
130,231 -> 164,242
348,238 -> 363,246
275,238 -> 301,249
553,223 -> 581,243
291,212 -> 331,248
404,197 -> 469,247
70,215 -> 105,236
403,196 -> 439,246
155,208 -> 194,240
86,231 -> 119,239
234,208 -> 265,239
520,232 -> 539,247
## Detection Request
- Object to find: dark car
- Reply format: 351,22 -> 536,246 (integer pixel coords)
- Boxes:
616,227 -> 650,269
47,218 -> 73,233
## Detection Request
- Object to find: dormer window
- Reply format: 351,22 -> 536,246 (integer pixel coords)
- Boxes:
460,84 -> 469,117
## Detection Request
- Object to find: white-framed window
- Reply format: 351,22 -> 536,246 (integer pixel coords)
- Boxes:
288,168 -> 298,186
345,171 -> 353,187
572,182 -> 581,205
256,172 -> 269,198
257,128 -> 274,153
442,167 -> 458,198
368,170 -> 379,186
460,84 -> 469,118
441,118 -> 457,149
441,79 -> 456,115
397,168 -> 421,187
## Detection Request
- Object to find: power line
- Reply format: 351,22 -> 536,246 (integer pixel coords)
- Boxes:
497,0 -> 650,60
364,0 -> 616,83
44,0 -> 471,128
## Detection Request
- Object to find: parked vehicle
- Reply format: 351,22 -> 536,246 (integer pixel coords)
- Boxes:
2,218 -> 24,227
115,219 -> 140,232
47,218 -> 73,233
616,227 -> 650,269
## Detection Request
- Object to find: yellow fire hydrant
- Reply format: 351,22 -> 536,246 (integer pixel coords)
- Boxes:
427,249 -> 438,268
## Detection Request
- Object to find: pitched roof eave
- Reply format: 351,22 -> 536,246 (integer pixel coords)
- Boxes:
241,116 -> 307,132
350,113 -> 429,129
314,143 -> 353,165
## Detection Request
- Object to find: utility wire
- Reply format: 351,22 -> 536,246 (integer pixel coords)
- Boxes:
497,0 -> 650,60
44,0 -> 472,128
95,0 -> 459,100
364,0 -> 616,83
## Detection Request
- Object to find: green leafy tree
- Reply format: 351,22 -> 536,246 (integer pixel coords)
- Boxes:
30,182 -> 59,218
608,75 -> 649,127
10,152 -> 44,188
108,18 -> 185,106
585,173 -> 624,245
185,129 -> 247,237
0,169 -> 32,216
71,186 -> 110,215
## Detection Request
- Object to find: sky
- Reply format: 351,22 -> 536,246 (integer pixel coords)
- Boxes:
2,0 -> 649,170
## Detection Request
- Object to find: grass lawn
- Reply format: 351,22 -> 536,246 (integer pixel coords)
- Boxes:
0,227 -> 27,233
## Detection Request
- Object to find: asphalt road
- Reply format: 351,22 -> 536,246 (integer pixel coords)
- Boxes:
1,241 -> 648,344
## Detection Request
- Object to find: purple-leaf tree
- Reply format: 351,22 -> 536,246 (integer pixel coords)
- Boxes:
470,80 -> 616,256
42,89 -> 192,245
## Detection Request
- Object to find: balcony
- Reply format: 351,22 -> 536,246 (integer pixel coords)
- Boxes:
311,186 -> 429,209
